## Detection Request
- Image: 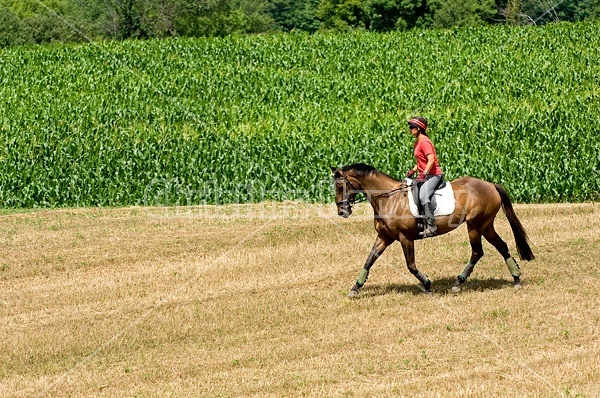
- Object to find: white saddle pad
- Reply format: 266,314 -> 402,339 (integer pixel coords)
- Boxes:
406,178 -> 455,217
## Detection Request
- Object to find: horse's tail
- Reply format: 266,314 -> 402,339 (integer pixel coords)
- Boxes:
495,184 -> 535,261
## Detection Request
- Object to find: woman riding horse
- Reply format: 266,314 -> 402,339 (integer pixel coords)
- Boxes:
331,164 -> 534,297
405,116 -> 443,238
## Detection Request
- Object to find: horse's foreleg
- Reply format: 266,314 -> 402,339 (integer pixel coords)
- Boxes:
398,234 -> 432,294
348,235 -> 391,298
452,227 -> 484,293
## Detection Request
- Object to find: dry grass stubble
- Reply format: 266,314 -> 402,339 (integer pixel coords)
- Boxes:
0,203 -> 599,397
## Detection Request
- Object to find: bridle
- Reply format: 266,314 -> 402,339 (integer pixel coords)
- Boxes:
335,172 -> 362,208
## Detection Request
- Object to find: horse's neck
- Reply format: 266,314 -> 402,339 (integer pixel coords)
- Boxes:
357,173 -> 407,217
357,173 -> 401,194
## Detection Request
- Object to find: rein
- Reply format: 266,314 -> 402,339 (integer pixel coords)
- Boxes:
369,185 -> 409,200
336,173 -> 409,207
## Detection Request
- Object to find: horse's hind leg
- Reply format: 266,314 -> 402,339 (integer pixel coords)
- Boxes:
452,227 -> 484,293
482,224 -> 523,289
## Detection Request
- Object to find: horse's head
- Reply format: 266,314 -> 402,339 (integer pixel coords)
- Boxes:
331,166 -> 362,218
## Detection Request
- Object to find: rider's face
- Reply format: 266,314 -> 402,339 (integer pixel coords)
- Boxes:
410,126 -> 419,137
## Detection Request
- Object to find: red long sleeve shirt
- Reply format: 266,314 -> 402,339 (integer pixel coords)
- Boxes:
414,136 -> 442,178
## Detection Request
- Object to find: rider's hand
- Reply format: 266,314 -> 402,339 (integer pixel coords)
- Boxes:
406,169 -> 415,178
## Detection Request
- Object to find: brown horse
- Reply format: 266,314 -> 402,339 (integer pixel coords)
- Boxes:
331,163 -> 534,297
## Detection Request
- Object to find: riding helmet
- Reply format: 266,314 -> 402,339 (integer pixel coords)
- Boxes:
407,116 -> 428,133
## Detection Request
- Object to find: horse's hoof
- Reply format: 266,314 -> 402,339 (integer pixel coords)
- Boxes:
451,280 -> 463,293
514,281 -> 523,290
348,290 -> 359,299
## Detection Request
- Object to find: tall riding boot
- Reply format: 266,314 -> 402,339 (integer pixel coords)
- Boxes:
420,202 -> 437,238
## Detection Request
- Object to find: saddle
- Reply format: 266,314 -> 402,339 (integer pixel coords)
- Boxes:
406,177 -> 455,218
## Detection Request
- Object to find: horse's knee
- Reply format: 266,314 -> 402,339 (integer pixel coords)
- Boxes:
483,227 -> 511,259
470,248 -> 484,264
497,241 -> 510,258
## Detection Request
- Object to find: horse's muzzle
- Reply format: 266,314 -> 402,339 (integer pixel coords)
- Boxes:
336,198 -> 353,218
338,207 -> 352,218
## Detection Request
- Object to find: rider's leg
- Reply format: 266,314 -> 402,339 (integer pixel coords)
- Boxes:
422,202 -> 436,235
412,181 -> 421,213
419,176 -> 441,237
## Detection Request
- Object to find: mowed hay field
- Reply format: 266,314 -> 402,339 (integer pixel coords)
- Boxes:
0,202 -> 599,397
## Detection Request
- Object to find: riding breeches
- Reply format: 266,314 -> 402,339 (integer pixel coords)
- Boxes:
414,175 -> 442,206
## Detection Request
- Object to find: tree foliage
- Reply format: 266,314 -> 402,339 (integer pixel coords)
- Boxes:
270,0 -> 321,32
430,0 -> 497,28
0,0 -> 598,46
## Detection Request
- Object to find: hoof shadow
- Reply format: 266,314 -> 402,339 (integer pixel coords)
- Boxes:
359,277 -> 513,298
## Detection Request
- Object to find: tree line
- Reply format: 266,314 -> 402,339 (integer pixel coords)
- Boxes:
1,0 -> 599,47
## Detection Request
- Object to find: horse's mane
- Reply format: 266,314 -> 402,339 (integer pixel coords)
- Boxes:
341,163 -> 400,181
341,163 -> 377,176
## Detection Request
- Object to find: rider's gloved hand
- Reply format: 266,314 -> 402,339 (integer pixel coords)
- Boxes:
406,169 -> 415,178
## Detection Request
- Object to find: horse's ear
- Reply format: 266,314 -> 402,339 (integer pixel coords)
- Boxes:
330,166 -> 337,173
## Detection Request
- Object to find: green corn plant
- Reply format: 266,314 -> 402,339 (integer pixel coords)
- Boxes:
0,22 -> 599,208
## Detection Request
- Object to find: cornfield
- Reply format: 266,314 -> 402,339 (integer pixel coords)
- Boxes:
1,22 -> 599,208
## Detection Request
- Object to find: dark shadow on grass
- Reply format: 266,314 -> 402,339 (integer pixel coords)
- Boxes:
358,277 -> 513,298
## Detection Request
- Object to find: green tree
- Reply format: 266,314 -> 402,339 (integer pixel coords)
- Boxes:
362,0 -> 428,31
1,0 -> 85,44
430,0 -> 497,28
236,0 -> 276,33
108,0 -> 150,39
502,0 -> 521,24
318,0 -> 365,30
70,0 -> 116,39
269,0 -> 321,32
171,0 -> 274,37
496,0 -> 600,25
0,6 -> 28,46
544,0 -> 600,22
